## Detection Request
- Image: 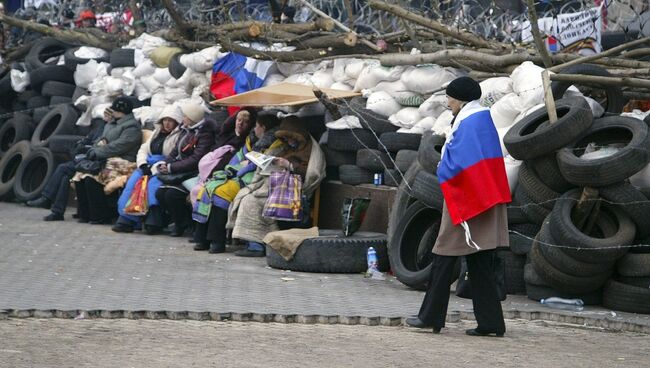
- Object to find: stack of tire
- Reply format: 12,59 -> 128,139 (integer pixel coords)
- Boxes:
0,37 -> 107,203
502,77 -> 650,313
324,97 -> 423,187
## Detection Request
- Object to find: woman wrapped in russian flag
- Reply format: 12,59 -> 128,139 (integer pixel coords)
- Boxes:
407,77 -> 511,337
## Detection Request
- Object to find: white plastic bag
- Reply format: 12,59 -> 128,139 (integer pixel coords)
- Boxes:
389,107 -> 422,129
330,82 -> 353,91
511,61 -> 545,109
504,154 -> 522,193
263,73 -> 285,87
180,46 -> 225,72
74,60 -> 109,89
10,69 -> 30,92
344,60 -> 368,80
490,93 -> 525,129
400,65 -> 458,94
326,115 -> 363,130
480,77 -> 513,107
432,110 -> 453,137
366,91 -> 402,118
513,103 -> 544,125
132,59 -> 156,77
153,68 -> 172,84
415,116 -> 436,131
310,69 -> 334,89
75,47 -> 108,59
284,73 -> 312,85
418,92 -> 448,119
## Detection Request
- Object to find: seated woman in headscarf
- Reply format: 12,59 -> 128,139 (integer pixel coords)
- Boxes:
229,116 -> 316,257
192,112 -> 282,254
111,105 -> 183,234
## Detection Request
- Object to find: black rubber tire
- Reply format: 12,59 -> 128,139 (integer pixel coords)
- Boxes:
0,141 -> 31,199
529,242 -> 612,294
417,132 -> 445,174
327,129 -> 380,151
47,135 -> 83,155
28,65 -> 75,92
0,74 -> 15,98
529,153 -> 574,193
379,132 -> 422,152
25,38 -> 70,71
616,253 -> 650,277
265,229 -> 389,273
395,149 -> 418,173
518,162 -> 561,210
549,189 -> 633,264
31,104 -> 79,147
602,279 -> 650,314
598,182 -> 650,240
498,249 -> 526,295
110,48 -> 136,68
410,169 -> 443,209
49,96 -> 73,105
168,53 -> 187,79
524,281 -> 603,305
551,64 -> 625,114
513,184 -> 550,225
26,95 -> 50,109
356,149 -> 394,171
507,198 -> 528,225
71,86 -> 89,103
338,165 -> 374,185
384,169 -> 401,187
32,107 -> 50,126
616,276 -> 650,289
63,46 -> 109,70
322,144 -> 356,166
12,147 -> 60,202
0,116 -> 32,156
557,116 -> 650,187
389,200 -> 444,290
347,97 -> 400,134
41,81 -> 76,98
509,222 -> 539,255
503,97 -> 593,160
387,161 -> 421,248
537,221 -> 615,277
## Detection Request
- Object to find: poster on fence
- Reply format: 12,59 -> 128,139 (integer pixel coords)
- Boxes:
521,5 -> 603,55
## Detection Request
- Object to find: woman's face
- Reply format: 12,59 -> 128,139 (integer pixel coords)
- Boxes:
161,117 -> 178,133
235,112 -> 252,136
254,122 -> 266,139
283,137 -> 299,149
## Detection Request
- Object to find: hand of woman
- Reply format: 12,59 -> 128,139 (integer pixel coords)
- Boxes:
273,157 -> 291,169
158,163 -> 169,174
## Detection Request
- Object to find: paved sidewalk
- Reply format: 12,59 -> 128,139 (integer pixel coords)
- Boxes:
1,204 -> 649,332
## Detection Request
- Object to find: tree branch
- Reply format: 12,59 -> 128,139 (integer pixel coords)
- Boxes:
524,0 -> 553,68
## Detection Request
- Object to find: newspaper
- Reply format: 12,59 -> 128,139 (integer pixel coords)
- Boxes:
245,151 -> 282,174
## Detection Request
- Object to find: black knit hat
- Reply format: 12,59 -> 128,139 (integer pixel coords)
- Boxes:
110,97 -> 134,115
446,77 -> 482,102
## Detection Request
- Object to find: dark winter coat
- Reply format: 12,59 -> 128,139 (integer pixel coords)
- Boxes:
166,118 -> 217,174
93,113 -> 142,162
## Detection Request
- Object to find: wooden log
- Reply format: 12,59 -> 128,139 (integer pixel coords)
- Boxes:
295,32 -> 358,49
571,187 -> 600,234
542,70 -> 558,124
160,0 -> 195,39
153,29 -> 214,51
549,73 -> 650,89
368,0 -> 502,50
218,37 -> 338,61
620,48 -> 650,59
550,36 -> 650,72
525,0 -> 553,68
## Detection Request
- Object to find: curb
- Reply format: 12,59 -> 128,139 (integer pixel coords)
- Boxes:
1,309 -> 648,333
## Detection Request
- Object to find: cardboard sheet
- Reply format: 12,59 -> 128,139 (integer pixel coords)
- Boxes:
210,82 -> 360,107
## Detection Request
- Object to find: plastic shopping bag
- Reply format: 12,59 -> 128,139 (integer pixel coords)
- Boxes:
123,175 -> 149,216
263,171 -> 303,221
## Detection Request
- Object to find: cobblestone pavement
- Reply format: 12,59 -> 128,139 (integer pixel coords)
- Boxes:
1,203 -> 649,332
1,318 -> 649,368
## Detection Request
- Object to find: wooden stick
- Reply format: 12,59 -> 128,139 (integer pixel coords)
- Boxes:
542,70 -> 558,124
551,36 -> 650,72
313,88 -> 342,120
160,0 -> 195,39
299,0 -> 383,52
525,0 -> 553,68
572,187 -> 600,234
549,73 -> 650,89
128,0 -> 145,36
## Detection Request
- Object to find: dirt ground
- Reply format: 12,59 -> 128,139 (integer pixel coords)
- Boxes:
0,318 -> 647,368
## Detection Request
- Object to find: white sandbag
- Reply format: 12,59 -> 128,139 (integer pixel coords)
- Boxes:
418,91 -> 448,119
310,69 -> 334,89
133,106 -> 160,126
133,81 -> 152,101
366,91 -> 402,118
333,58 -> 355,83
432,110 -> 453,137
132,59 -> 156,77
584,96 -> 605,118
187,71 -> 209,89
344,60 -> 368,80
630,162 -> 650,189
491,93 -> 525,129
496,126 -> 511,156
513,103 -> 544,125
284,73 -> 312,86
330,82 -> 353,91
180,46 -> 225,73
153,68 -> 172,85
479,77 -> 513,107
397,126 -> 426,134
372,80 -> 419,101
140,75 -> 162,93
389,107 -> 422,129
74,60 -> 109,89
10,69 -> 30,92
150,93 -> 167,108
75,46 -> 108,59
511,61 -> 545,109
110,67 -> 134,78
415,116 -> 436,131
164,87 -> 190,102
92,103 -> 112,119
276,62 -> 319,77
105,77 -> 126,95
504,154 -> 522,193
120,70 -> 136,96
326,115 -> 363,130
400,65 -> 458,94
125,33 -> 170,56
263,73 -> 286,87
354,61 -> 405,91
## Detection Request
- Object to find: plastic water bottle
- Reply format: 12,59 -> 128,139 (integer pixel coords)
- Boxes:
366,247 -> 383,279
540,297 -> 585,312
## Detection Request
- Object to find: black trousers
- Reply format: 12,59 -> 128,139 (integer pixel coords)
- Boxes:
418,249 -> 505,333
75,177 -> 118,222
155,187 -> 191,230
41,160 -> 76,215
194,205 -> 228,245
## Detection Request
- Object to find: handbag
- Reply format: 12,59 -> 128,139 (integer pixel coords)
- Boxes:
157,171 -> 198,185
74,159 -> 104,175
455,253 -> 507,301
124,175 -> 149,216
263,170 -> 303,221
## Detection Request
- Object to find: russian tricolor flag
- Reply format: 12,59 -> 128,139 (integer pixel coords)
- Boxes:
437,103 -> 511,225
210,52 -> 273,114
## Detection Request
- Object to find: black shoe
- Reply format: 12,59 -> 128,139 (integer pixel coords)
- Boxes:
234,248 -> 265,257
43,212 -> 63,221
89,218 -> 112,225
77,218 -> 89,224
405,317 -> 435,329
27,197 -> 52,209
112,223 -> 134,233
209,242 -> 225,254
193,242 -> 210,251
170,225 -> 187,237
465,328 -> 504,337
188,238 -> 198,243
145,225 -> 162,235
